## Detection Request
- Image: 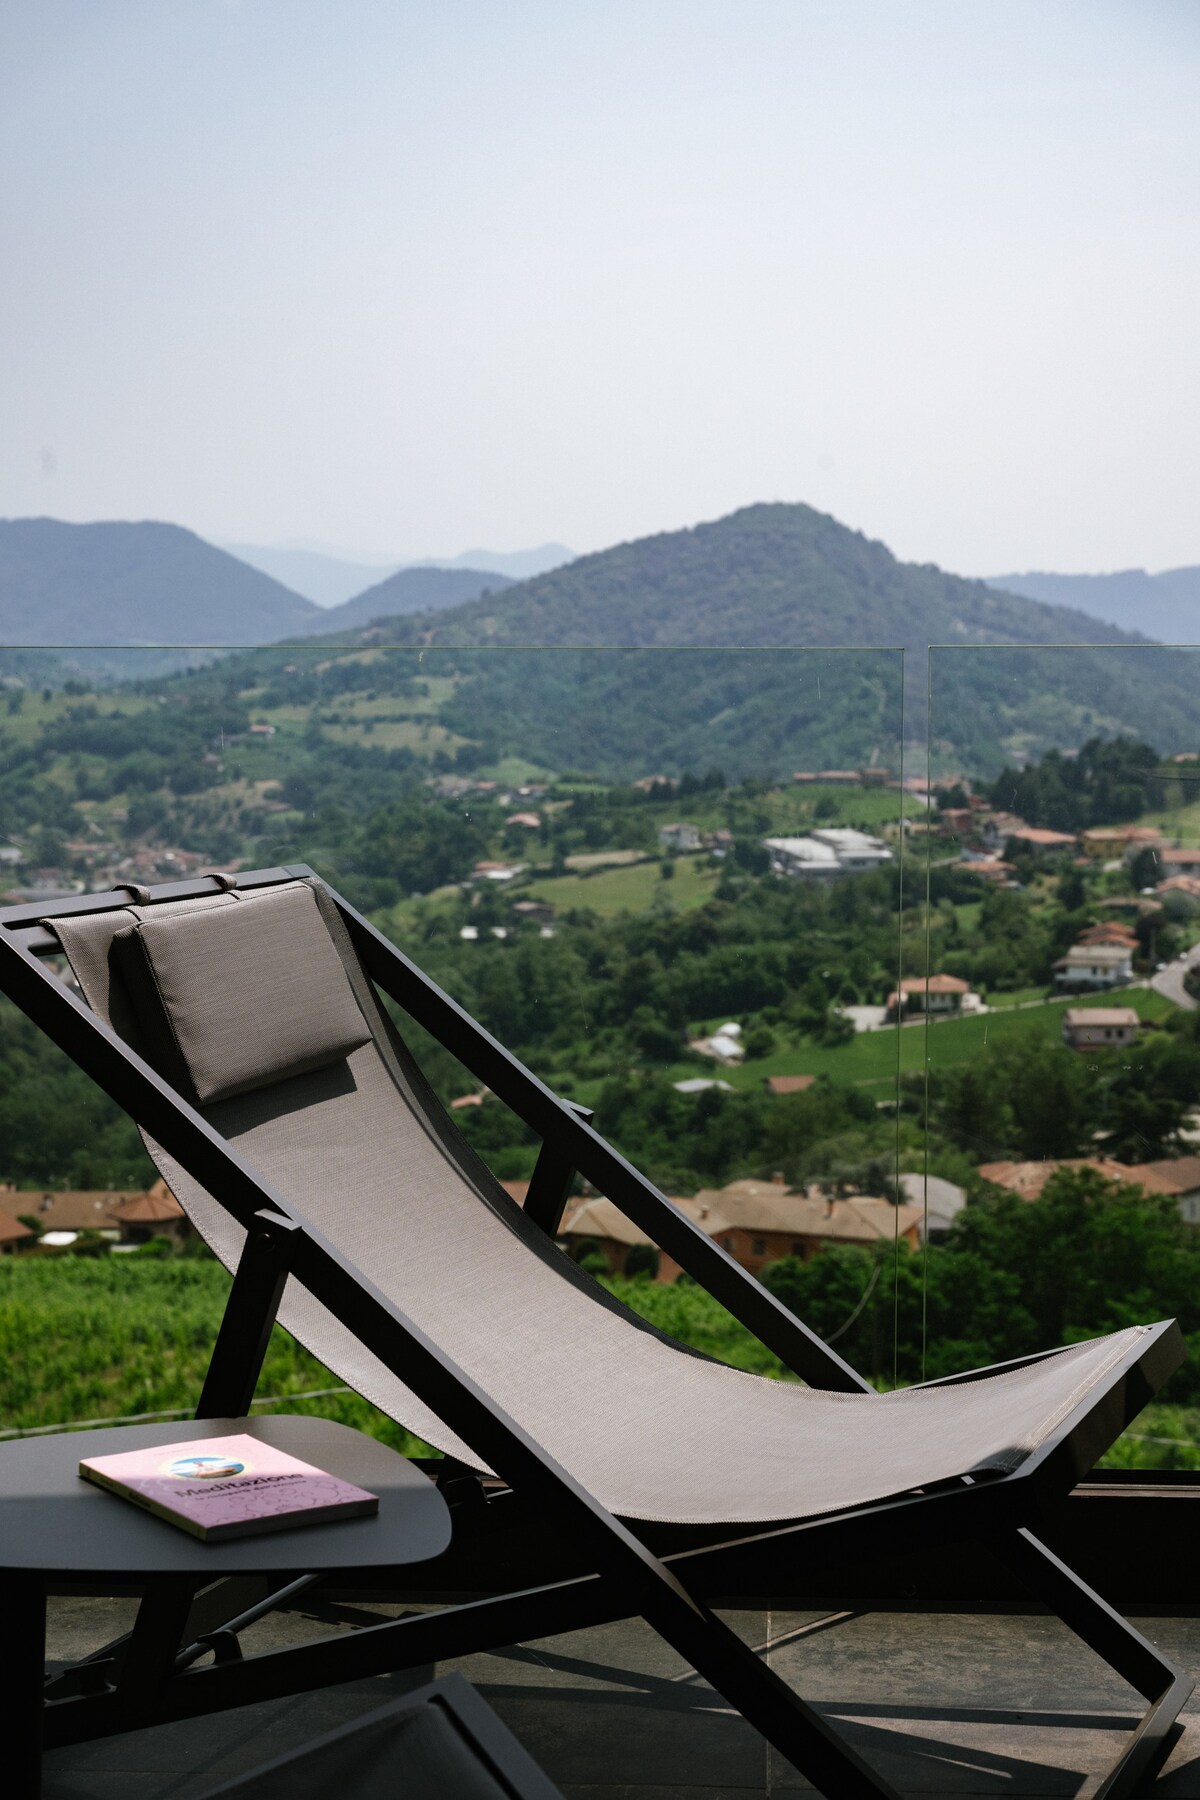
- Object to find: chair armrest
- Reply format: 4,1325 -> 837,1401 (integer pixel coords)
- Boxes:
906,1346 -> 1065,1389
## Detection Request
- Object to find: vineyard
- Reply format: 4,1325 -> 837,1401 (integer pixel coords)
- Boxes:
1,1255 -> 1195,1470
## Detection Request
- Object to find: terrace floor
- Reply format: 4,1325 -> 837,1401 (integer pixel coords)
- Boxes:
41,1593 -> 1200,1798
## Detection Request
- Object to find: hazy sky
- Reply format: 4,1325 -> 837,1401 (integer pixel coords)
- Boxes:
2,1 -> 1198,575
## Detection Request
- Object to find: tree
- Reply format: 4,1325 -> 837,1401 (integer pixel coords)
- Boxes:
1131,846 -> 1162,891
624,1243 -> 660,1279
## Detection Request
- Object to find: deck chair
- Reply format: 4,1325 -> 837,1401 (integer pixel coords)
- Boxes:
0,866 -> 1190,1800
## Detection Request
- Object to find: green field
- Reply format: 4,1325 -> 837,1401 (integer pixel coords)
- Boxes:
0,688 -> 154,749
706,986 -> 1177,1093
985,985 -> 1052,1009
525,854 -> 723,919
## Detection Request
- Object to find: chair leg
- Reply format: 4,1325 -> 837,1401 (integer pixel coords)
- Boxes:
1004,1528 -> 1192,1800
637,1582 -> 905,1800
2,1573 -> 46,1800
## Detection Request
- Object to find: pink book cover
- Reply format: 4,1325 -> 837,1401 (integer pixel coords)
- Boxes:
79,1433 -> 379,1542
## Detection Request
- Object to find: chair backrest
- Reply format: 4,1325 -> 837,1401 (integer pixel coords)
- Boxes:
51,877 -> 719,1486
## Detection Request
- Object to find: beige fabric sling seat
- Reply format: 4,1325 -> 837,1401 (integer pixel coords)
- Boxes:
49,878 -> 1157,1528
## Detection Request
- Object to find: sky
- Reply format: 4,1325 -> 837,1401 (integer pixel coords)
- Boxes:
2,1 -> 1198,576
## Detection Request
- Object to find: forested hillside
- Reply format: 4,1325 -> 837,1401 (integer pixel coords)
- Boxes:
352,503 -> 1200,768
315,566 -> 514,635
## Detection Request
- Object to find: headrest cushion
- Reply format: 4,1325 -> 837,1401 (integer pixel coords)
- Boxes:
117,885 -> 371,1105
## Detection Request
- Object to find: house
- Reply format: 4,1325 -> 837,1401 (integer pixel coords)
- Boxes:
560,1178 -> 921,1283
938,808 -> 975,837
248,722 -> 276,737
470,860 -> 524,882
505,811 -> 542,829
558,1196 -> 668,1276
764,1074 -> 816,1096
1053,944 -> 1134,991
1061,1007 -> 1140,1051
897,1172 -> 967,1241
0,1212 -> 35,1253
1007,826 -> 1078,853
108,1181 -> 189,1245
1118,1158 -> 1200,1225
887,974 -> 972,1019
977,1158 -> 1132,1201
673,1078 -> 734,1094
972,859 -> 1019,884
1076,922 -> 1138,949
979,811 -> 1027,851
449,1091 -> 487,1110
677,1179 -> 921,1278
512,899 -> 556,926
1157,875 -> 1200,905
1080,826 -> 1163,860
658,822 -> 701,852
0,1189 -> 145,1239
1158,846 -> 1200,880
689,1022 -> 745,1064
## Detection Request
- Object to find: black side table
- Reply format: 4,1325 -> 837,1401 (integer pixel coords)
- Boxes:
0,1414 -> 452,1798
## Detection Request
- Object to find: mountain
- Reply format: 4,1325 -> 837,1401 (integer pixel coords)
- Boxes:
0,519 -> 320,648
352,502 -> 1200,771
223,540 -> 575,604
406,543 -> 575,581
315,567 -> 515,636
989,568 -> 1200,645
220,543 -> 402,606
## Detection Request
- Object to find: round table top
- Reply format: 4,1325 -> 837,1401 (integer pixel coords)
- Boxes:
0,1414 -> 452,1575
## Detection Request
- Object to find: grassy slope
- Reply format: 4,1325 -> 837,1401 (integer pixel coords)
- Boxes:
705,986 -> 1176,1093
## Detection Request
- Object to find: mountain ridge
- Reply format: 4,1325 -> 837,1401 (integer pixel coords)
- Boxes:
0,518 -> 319,647
361,503 -> 1154,653
320,501 -> 1198,770
989,567 -> 1200,645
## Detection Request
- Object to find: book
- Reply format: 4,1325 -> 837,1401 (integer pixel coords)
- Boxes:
78,1433 -> 379,1542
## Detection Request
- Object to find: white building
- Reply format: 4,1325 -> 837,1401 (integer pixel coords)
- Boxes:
809,828 -> 893,871
1062,1007 -> 1139,1051
659,822 -> 702,852
763,836 -> 841,879
1053,944 -> 1134,992
689,1022 -> 745,1064
763,830 -> 893,880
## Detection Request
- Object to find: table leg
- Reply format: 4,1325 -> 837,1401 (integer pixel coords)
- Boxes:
118,1577 -> 197,1710
2,1572 -> 47,1798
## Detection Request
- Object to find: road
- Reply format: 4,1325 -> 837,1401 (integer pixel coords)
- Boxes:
1151,946 -> 1200,1011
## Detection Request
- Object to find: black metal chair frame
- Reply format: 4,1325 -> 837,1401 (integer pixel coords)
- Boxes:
193,1670 -> 565,1799
0,865 -> 1190,1800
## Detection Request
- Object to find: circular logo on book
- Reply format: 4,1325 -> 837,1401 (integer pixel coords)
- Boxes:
164,1454 -> 247,1481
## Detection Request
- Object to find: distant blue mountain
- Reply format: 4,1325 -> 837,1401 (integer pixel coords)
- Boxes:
989,568 -> 1200,645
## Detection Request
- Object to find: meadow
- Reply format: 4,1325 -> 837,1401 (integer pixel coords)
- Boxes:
694,985 -> 1177,1094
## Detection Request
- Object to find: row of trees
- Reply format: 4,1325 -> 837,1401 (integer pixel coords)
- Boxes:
762,1168 -> 1200,1399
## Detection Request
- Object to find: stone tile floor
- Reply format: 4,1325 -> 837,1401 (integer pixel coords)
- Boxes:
40,1593 -> 1200,1798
